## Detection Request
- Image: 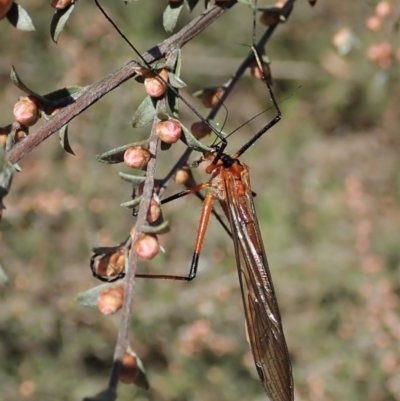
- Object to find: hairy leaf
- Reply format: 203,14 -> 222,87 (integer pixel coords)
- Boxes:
96,140 -> 150,164
6,2 -> 35,31
163,2 -> 183,33
132,96 -> 156,128
50,3 -> 76,43
59,125 -> 75,155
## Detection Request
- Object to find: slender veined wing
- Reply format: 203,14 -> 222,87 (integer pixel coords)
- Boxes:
222,167 -> 293,401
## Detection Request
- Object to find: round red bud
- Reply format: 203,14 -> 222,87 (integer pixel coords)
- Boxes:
155,120 -> 182,144
124,146 -> 151,170
0,0 -> 13,20
134,233 -> 160,260
174,165 -> 191,185
191,121 -> 212,139
13,97 -> 40,127
120,348 -> 139,384
97,285 -> 125,315
144,69 -> 169,98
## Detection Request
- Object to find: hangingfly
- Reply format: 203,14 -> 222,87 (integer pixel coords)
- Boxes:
141,143 -> 294,401
92,1 -> 294,398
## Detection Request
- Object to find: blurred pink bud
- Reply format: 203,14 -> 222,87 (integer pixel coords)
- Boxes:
191,121 -> 212,140
375,1 -> 394,18
98,286 -> 125,315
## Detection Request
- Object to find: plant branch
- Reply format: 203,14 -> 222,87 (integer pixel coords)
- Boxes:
6,2 -> 236,165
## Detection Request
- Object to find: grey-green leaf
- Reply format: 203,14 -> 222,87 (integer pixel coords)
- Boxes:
43,85 -> 83,101
120,196 -> 142,209
186,0 -> 200,11
96,140 -> 149,164
168,71 -> 186,89
139,220 -> 170,235
163,3 -> 183,33
6,2 -> 35,31
132,96 -> 156,128
76,283 -> 116,307
83,388 -> 117,401
10,66 -> 47,102
59,124 -> 75,155
118,173 -> 146,185
0,263 -> 9,287
50,3 -> 76,43
180,124 -> 211,153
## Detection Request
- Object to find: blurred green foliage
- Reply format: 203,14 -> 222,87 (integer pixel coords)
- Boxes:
1,1 -> 400,401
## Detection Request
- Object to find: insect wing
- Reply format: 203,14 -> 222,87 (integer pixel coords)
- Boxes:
223,168 -> 293,401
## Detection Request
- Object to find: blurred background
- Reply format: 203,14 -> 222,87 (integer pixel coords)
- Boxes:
1,1 -> 400,400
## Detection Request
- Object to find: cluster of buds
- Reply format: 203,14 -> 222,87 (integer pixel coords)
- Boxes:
366,1 -> 394,31
364,1 -> 397,70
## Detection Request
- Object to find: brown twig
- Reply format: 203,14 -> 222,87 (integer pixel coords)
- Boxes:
6,2 -> 236,165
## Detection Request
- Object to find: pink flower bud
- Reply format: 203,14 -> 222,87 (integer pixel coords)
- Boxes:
124,146 -> 151,169
156,120 -> 182,144
144,69 -> 169,98
13,97 -> 40,127
134,233 -> 160,260
97,286 -> 125,315
366,15 -> 382,31
190,121 -> 212,140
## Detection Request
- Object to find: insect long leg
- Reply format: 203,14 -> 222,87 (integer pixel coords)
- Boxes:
136,190 -> 215,281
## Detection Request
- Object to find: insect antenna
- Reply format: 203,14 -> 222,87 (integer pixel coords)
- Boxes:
93,0 -> 228,149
